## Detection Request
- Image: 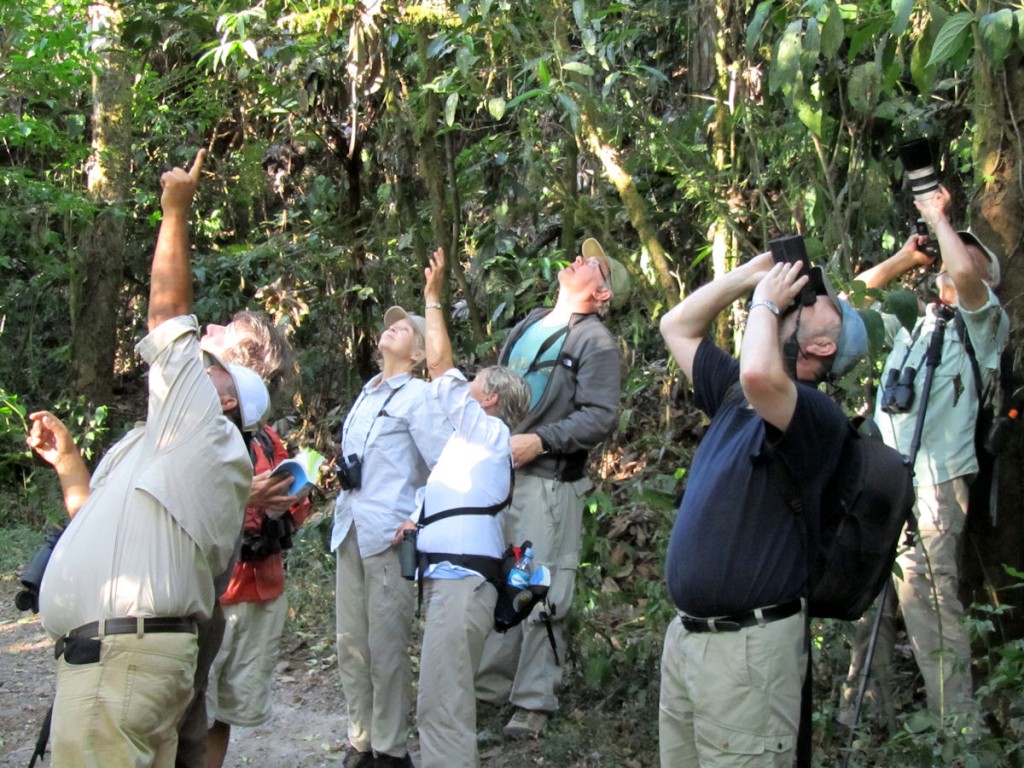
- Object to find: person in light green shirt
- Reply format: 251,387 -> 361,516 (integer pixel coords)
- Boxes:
840,186 -> 1009,727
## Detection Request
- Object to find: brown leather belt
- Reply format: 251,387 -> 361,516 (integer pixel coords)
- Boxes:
678,599 -> 803,633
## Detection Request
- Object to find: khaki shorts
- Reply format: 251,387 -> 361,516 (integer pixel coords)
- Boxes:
207,593 -> 288,727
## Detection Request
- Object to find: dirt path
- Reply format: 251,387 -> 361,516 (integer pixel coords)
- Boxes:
0,576 -> 356,767
0,578 -> 537,768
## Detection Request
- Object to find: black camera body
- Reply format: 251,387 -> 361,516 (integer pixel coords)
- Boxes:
914,218 -> 940,262
769,234 -> 817,308
336,453 -> 363,491
15,524 -> 64,613
240,513 -> 296,562
880,366 -> 918,414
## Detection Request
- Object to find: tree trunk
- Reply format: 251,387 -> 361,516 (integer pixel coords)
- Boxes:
963,3 -> 1024,633
413,24 -> 487,346
71,0 -> 130,404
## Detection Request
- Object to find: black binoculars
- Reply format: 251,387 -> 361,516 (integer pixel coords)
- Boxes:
336,453 -> 363,491
881,367 -> 918,414
240,513 -> 296,562
15,525 -> 64,613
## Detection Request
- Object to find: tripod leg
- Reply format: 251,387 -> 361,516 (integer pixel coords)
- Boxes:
842,580 -> 892,768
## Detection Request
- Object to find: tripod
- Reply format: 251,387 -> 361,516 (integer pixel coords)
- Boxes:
841,308 -> 951,766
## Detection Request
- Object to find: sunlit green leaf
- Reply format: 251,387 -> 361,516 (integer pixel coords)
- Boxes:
889,0 -> 913,37
537,58 -> 551,87
979,9 -> 1014,65
770,19 -> 804,97
820,3 -> 844,59
795,95 -> 822,137
487,96 -> 506,120
884,287 -> 921,332
444,92 -> 459,126
847,62 -> 880,118
582,28 -> 597,56
925,12 -> 974,69
562,61 -> 594,76
747,0 -> 774,55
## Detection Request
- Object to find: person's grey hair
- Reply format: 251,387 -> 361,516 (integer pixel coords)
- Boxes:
481,366 -> 532,428
219,310 -> 296,402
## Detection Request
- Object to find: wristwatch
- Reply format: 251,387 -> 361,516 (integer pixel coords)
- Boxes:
749,300 -> 780,317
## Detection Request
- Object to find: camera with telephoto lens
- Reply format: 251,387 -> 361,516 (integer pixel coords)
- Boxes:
335,453 -> 362,491
880,366 -> 918,414
15,524 -> 64,613
900,139 -> 941,203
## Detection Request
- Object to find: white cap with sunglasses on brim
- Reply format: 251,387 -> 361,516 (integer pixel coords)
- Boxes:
809,265 -> 869,379
581,238 -> 631,309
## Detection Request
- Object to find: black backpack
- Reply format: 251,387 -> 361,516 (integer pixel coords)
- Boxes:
725,382 -> 916,621
790,418 -> 915,620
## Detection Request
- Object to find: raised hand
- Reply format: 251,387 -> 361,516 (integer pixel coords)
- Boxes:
752,260 -> 809,315
424,247 -> 446,304
160,148 -> 207,216
26,411 -> 77,469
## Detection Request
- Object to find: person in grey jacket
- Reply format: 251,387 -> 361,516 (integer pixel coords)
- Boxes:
476,237 -> 624,739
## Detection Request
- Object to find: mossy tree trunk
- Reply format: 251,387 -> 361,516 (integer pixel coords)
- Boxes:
963,2 -> 1024,631
70,0 -> 131,404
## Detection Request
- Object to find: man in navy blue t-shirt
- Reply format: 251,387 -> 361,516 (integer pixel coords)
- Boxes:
657,250 -> 867,767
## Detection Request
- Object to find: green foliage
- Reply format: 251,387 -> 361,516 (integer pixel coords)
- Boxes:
0,524 -> 48,578
0,390 -> 31,484
0,2 -> 1021,764
284,509 -> 336,638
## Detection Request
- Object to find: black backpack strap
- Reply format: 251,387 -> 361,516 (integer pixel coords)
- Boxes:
419,462 -> 515,528
250,425 -> 275,466
526,325 -> 570,374
952,310 -> 986,403
418,551 -> 504,584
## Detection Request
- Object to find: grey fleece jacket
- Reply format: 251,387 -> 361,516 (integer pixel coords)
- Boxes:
499,308 -> 621,481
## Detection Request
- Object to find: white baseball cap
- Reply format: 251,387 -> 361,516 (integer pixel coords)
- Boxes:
204,350 -> 270,431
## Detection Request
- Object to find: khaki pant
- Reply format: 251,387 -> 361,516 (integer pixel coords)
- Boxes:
658,613 -> 806,768
897,479 -> 975,716
52,632 -> 197,768
418,576 -> 497,768
475,473 -> 589,712
335,527 -> 415,757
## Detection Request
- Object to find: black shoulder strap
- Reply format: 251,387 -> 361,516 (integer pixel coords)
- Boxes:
419,462 -> 515,528
251,425 -> 275,464
526,325 -> 570,374
952,310 -> 985,403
